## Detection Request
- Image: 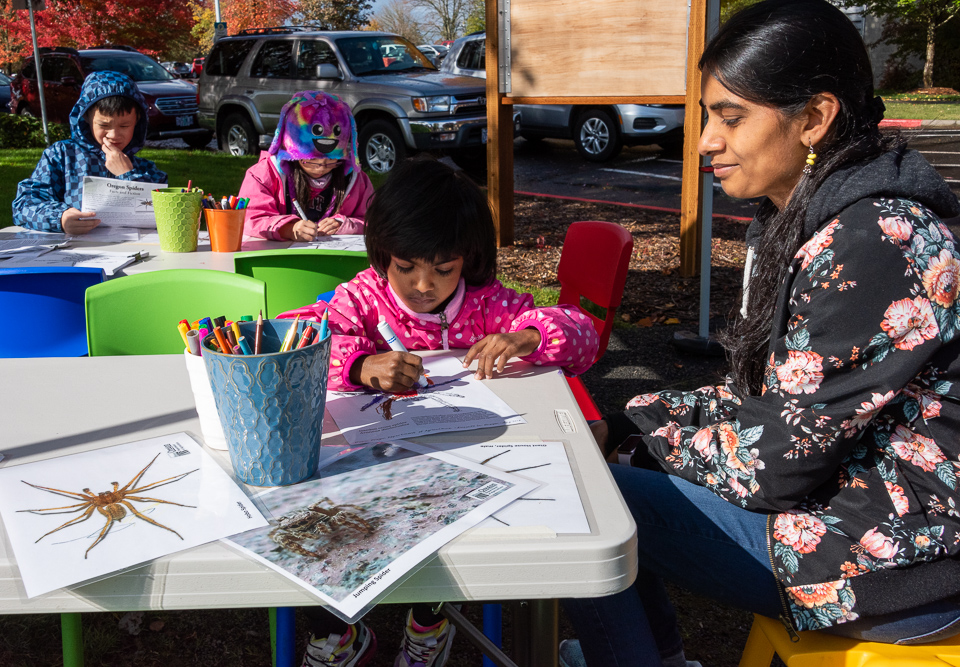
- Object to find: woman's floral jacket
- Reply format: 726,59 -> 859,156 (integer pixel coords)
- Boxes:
617,195 -> 960,630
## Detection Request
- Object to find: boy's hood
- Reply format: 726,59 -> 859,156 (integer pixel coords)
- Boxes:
69,71 -> 149,155
268,91 -> 359,180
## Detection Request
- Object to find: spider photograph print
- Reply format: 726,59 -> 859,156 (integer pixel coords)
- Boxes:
17,453 -> 198,559
269,497 -> 376,559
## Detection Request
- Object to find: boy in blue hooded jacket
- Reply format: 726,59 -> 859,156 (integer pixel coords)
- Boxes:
13,71 -> 168,234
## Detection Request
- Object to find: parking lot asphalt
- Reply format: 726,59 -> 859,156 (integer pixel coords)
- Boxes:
147,128 -> 960,216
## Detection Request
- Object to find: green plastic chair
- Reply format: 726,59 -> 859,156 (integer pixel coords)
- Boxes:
85,269 -> 267,356
233,248 -> 369,317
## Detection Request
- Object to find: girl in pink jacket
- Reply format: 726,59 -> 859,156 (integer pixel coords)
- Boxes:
238,91 -> 374,242
282,157 -> 599,394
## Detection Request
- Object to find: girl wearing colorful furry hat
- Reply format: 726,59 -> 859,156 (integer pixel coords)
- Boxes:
238,91 -> 374,241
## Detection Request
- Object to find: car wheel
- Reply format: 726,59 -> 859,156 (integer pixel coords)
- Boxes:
185,130 -> 214,150
220,113 -> 257,156
573,109 -> 622,162
358,119 -> 406,175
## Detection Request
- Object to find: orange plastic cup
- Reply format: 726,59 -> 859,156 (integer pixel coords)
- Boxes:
205,208 -> 246,252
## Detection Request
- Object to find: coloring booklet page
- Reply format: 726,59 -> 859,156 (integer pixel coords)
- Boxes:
225,440 -> 537,622
326,356 -> 526,446
0,432 -> 267,599
288,235 -> 366,252
426,441 -> 590,534
81,176 -> 167,228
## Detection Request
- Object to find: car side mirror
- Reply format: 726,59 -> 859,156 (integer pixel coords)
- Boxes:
316,63 -> 342,80
61,76 -> 78,86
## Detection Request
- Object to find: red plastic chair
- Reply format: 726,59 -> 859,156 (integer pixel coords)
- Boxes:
556,221 -> 634,420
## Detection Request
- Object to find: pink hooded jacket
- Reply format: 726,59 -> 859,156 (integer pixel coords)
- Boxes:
239,152 -> 374,240
280,268 -> 600,391
238,91 -> 374,241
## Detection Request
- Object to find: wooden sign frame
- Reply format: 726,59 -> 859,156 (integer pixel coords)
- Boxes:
485,0 -> 709,277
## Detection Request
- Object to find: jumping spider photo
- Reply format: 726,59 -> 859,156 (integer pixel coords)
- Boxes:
269,497 -> 376,559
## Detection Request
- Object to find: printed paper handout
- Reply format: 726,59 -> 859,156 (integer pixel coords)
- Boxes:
0,248 -> 148,276
289,235 -> 366,252
0,432 -> 267,598
428,441 -> 590,533
226,441 -> 536,621
81,176 -> 167,228
326,356 -> 526,445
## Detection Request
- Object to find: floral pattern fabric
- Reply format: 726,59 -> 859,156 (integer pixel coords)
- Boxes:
623,197 -> 960,630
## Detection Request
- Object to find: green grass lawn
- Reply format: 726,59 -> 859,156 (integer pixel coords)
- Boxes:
882,100 -> 960,121
0,148 -> 259,229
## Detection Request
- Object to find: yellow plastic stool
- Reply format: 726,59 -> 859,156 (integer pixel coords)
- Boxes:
739,614 -> 960,667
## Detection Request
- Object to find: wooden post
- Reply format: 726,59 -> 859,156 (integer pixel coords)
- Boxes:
679,0 -> 708,277
486,0 -> 514,247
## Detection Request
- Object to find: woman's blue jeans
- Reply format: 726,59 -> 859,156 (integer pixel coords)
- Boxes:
562,465 -> 960,666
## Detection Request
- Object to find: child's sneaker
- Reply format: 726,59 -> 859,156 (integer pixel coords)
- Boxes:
302,620 -> 376,667
393,608 -> 456,667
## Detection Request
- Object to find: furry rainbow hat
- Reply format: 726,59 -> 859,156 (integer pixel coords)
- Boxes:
269,91 -> 358,175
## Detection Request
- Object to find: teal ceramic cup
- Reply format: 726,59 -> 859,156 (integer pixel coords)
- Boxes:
202,319 -> 331,486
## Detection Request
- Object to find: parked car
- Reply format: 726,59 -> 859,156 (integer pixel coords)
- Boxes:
0,72 -> 11,113
190,57 -> 205,78
9,47 -> 213,148
161,61 -> 192,78
442,32 -> 685,162
416,44 -> 448,66
197,27 -> 494,174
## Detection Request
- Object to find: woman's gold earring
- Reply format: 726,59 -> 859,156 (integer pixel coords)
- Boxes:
803,142 -> 817,176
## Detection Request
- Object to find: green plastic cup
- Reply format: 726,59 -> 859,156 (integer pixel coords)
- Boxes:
151,188 -> 204,252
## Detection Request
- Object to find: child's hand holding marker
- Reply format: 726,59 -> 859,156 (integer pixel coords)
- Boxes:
462,329 -> 543,380
348,320 -> 427,392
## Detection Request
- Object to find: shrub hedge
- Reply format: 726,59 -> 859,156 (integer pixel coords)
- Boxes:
0,114 -> 69,149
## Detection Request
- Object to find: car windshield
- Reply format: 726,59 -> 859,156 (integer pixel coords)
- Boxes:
80,53 -> 174,82
335,36 -> 436,76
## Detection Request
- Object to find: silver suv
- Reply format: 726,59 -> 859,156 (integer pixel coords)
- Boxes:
443,32 -> 685,162
197,28 -> 489,174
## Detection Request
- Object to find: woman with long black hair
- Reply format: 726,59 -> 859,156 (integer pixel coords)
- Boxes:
563,1 -> 960,664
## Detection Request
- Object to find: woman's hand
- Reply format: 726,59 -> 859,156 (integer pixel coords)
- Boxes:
61,208 -> 100,234
590,420 -> 610,455
350,351 -> 424,392
280,218 -> 318,242
315,217 -> 342,236
463,328 -> 542,380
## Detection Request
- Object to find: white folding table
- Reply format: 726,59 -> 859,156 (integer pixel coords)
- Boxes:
0,352 -> 637,665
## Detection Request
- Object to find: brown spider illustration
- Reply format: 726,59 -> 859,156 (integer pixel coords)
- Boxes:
17,453 -> 198,559
269,497 -> 375,559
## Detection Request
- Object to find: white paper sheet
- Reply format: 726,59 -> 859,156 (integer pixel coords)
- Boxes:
427,441 -> 590,533
81,176 -> 166,228
326,357 -> 526,445
0,248 -> 148,276
0,432 -> 268,599
225,440 -> 537,621
137,230 -> 208,244
71,226 -> 141,242
288,235 -> 367,252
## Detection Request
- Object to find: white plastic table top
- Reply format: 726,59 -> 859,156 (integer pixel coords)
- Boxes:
0,352 -> 637,614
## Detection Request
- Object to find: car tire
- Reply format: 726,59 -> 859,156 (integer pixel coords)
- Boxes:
358,119 -> 406,175
185,130 -> 214,150
573,109 -> 622,162
520,133 -> 544,144
220,113 -> 257,156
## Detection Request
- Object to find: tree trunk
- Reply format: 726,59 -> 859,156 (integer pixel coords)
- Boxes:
924,17 -> 935,88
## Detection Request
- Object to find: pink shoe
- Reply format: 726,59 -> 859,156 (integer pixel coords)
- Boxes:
393,608 -> 456,667
302,620 -> 376,667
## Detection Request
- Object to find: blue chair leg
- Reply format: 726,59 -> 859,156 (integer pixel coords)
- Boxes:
482,603 -> 502,667
274,606 -> 297,667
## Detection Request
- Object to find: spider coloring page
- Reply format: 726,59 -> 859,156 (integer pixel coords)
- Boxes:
326,356 -> 526,446
0,433 -> 267,599
225,440 -> 536,622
